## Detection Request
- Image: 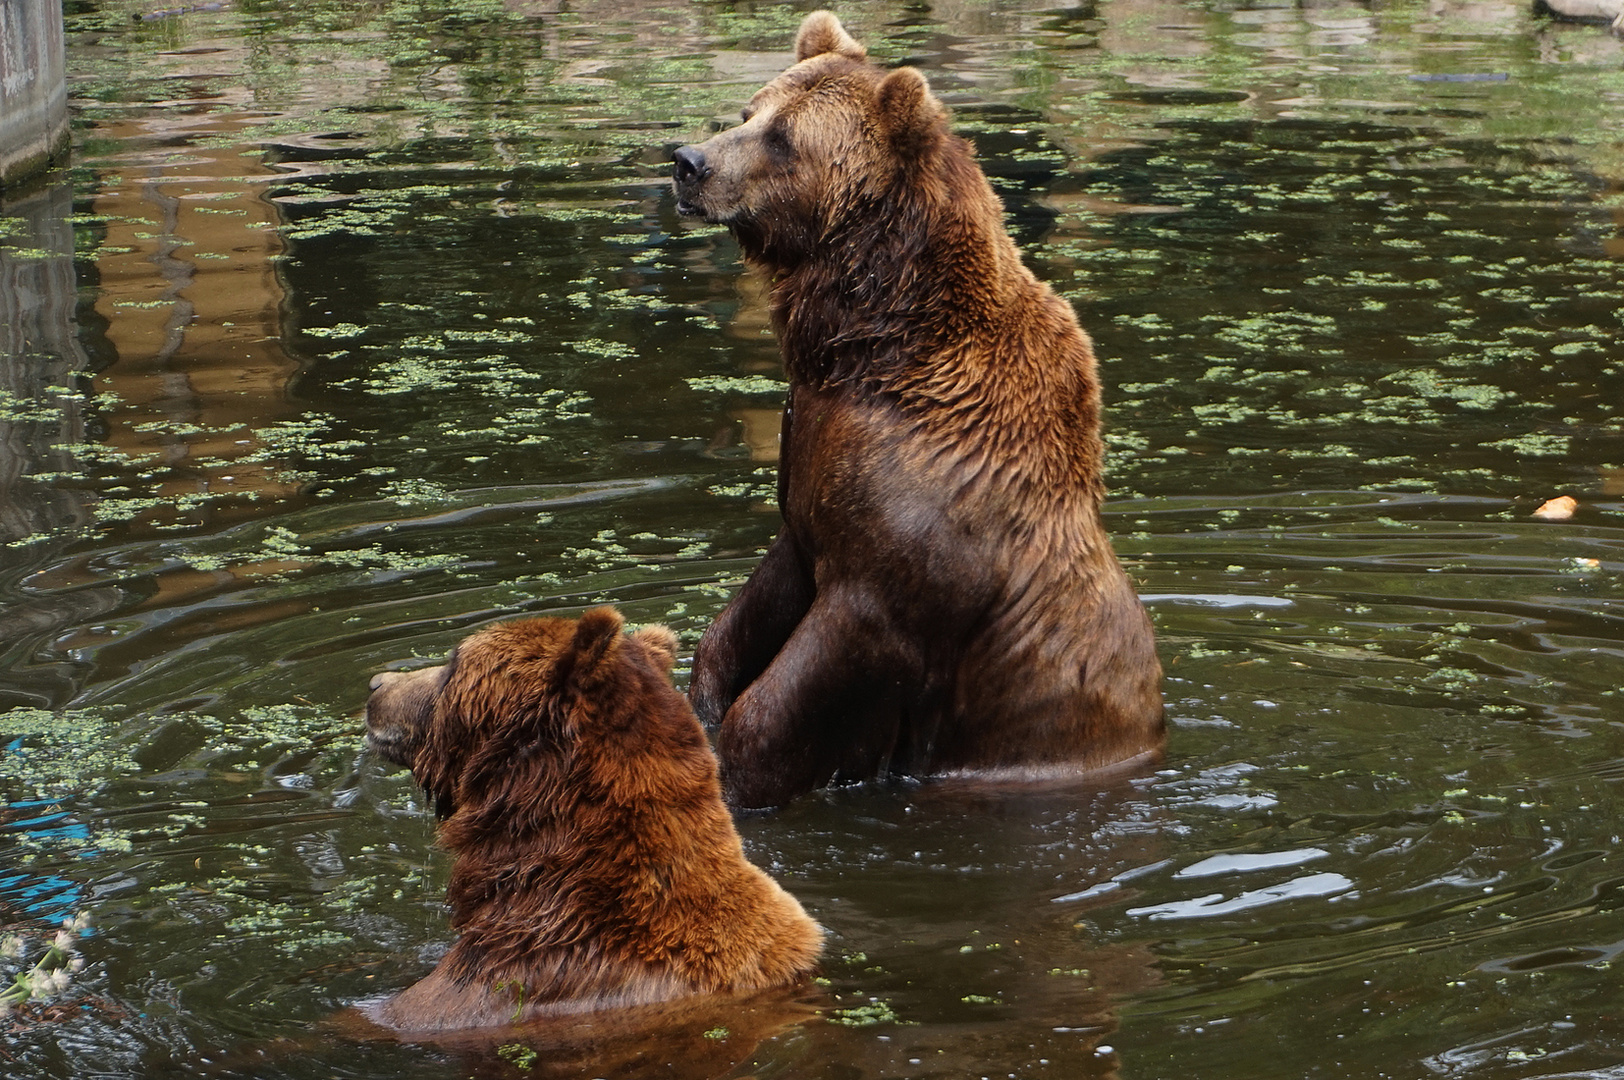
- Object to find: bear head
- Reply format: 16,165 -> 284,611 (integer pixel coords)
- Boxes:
672,10 -> 947,263
365,608 -> 680,818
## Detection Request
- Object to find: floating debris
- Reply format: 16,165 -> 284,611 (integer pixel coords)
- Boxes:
1532,495 -> 1578,521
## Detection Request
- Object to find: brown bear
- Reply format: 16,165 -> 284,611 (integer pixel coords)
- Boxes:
361,608 -> 823,1032
672,11 -> 1164,809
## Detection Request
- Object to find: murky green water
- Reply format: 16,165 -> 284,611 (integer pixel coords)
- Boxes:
2,1 -> 1622,1076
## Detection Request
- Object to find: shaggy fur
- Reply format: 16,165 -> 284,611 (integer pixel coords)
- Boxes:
362,608 -> 823,1032
673,12 -> 1165,809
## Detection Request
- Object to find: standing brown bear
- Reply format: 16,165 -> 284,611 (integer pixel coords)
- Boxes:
673,11 -> 1164,810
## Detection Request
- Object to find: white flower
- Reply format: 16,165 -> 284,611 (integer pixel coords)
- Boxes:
69,957 -> 85,973
52,930 -> 75,953
47,969 -> 71,995
0,935 -> 22,959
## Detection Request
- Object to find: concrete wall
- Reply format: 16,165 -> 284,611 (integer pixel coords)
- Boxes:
0,0 -> 71,189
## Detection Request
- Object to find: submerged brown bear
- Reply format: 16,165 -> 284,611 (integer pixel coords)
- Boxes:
673,12 -> 1165,809
363,609 -> 822,1031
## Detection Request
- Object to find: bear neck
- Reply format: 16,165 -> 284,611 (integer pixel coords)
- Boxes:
436,795 -> 606,936
430,773 -> 725,993
434,823 -> 638,995
761,138 -> 1033,391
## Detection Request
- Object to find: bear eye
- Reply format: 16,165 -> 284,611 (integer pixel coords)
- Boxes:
765,122 -> 793,159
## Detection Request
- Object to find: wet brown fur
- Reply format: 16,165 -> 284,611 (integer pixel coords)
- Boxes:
674,12 -> 1165,809
362,609 -> 823,1032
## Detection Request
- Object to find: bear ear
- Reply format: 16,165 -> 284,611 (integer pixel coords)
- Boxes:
632,625 -> 679,673
567,606 -> 624,687
795,10 -> 866,62
875,66 -> 944,153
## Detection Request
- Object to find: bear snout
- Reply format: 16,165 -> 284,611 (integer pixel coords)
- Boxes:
672,145 -> 710,214
364,665 -> 440,769
673,145 -> 707,183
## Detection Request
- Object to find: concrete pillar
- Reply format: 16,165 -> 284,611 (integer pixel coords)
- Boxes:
0,0 -> 71,189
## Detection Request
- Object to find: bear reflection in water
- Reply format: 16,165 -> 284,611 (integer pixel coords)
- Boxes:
673,11 -> 1166,810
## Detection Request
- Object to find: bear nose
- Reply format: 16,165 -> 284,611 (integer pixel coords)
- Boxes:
672,145 -> 707,184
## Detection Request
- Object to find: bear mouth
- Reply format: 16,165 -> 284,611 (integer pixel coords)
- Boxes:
675,195 -> 716,221
364,726 -> 417,769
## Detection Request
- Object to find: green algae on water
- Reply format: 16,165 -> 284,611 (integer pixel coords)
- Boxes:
0,709 -> 142,800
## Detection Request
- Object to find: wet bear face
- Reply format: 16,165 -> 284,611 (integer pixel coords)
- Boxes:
672,11 -> 943,262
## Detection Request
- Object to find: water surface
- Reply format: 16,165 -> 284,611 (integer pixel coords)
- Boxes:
2,1 -> 1622,1077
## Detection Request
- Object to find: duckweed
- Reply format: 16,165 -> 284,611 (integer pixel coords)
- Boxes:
0,709 -> 141,800
829,999 -> 906,1027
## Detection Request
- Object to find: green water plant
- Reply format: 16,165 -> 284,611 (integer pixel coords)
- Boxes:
828,998 -> 907,1026
495,1042 -> 537,1070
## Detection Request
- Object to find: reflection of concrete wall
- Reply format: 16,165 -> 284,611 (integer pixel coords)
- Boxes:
0,118 -> 305,706
91,115 -> 303,512
0,179 -> 91,545
0,0 -> 70,188
0,178 -> 116,708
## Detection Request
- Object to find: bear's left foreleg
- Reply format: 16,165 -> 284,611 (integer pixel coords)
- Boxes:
691,529 -> 816,725
715,584 -> 918,809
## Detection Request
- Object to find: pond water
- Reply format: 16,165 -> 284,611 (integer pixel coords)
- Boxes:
2,0 -> 1623,1076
